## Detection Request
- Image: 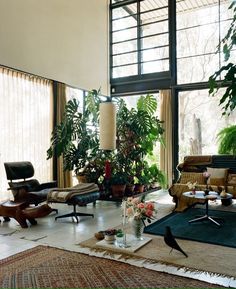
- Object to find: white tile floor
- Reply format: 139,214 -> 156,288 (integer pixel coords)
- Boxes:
0,190 -> 235,287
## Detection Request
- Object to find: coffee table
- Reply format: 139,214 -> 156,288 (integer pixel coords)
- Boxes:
183,191 -> 233,227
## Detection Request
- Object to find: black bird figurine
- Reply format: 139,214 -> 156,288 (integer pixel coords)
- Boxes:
164,226 -> 188,258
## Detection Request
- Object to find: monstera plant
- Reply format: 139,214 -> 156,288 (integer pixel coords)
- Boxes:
47,89 -> 102,181
115,94 -> 166,188
47,90 -> 166,189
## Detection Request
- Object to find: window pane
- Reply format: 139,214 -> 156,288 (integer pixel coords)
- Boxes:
178,89 -> 236,162
113,39 -> 137,54
113,52 -> 137,66
140,0 -> 168,13
113,64 -> 138,78
142,46 -> 169,62
141,20 -> 168,37
177,0 -> 232,84
113,15 -> 137,31
113,27 -> 137,42
66,86 -> 84,113
142,59 -> 169,73
0,68 -> 53,200
112,4 -> 137,20
142,33 -> 169,49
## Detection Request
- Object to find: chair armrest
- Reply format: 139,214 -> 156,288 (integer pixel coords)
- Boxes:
8,184 -> 28,191
37,181 -> 57,190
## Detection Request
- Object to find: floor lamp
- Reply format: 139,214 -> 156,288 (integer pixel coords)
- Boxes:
99,102 -> 116,188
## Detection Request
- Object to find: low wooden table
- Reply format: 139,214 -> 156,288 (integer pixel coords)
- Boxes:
183,191 -> 233,227
0,201 -> 53,228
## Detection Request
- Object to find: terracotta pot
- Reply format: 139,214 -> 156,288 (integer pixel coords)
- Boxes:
125,184 -> 135,196
134,184 -> 144,193
111,184 -> 126,198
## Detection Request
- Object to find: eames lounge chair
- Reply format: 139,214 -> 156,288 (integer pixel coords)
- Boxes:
4,161 -> 57,206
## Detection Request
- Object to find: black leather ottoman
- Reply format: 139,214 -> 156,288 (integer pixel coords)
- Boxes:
55,191 -> 100,223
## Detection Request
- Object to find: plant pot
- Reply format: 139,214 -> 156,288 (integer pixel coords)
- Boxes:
76,175 -> 87,184
125,184 -> 135,196
134,184 -> 144,193
104,234 -> 115,244
111,184 -> 126,198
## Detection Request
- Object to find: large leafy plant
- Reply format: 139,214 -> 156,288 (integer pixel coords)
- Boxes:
209,1 -> 236,115
47,89 -> 101,176
115,94 -> 165,186
217,125 -> 236,155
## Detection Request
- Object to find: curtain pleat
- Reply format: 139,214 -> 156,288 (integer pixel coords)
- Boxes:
0,66 -> 53,200
160,89 -> 173,187
56,82 -> 73,188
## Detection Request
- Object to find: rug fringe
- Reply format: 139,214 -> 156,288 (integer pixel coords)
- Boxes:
78,243 -> 236,287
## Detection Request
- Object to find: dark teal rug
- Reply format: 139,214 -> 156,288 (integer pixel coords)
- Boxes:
143,208 -> 236,248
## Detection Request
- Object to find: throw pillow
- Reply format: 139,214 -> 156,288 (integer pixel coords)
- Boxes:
227,173 -> 236,185
179,172 -> 206,184
206,167 -> 228,186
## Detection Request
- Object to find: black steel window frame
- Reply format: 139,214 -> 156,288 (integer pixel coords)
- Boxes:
110,0 -> 231,181
110,0 -> 172,95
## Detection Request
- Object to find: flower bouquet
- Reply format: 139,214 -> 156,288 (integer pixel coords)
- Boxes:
123,197 -> 156,240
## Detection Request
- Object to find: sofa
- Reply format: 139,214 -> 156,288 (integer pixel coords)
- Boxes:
169,155 -> 236,212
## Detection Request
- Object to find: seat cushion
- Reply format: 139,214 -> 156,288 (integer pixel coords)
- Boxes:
68,191 -> 100,206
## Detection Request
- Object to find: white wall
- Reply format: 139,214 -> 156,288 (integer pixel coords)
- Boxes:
0,0 -> 109,95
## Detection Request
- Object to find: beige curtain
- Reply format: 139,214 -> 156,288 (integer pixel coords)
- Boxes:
56,82 -> 72,188
160,89 -> 173,187
0,66 -> 53,200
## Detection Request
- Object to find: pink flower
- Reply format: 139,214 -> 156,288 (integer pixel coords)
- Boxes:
203,171 -> 210,178
126,207 -> 133,216
132,198 -> 140,205
137,203 -> 145,209
145,209 -> 153,217
145,202 -> 154,210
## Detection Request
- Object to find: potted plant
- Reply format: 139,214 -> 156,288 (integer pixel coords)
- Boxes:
47,89 -> 102,183
110,172 -> 128,198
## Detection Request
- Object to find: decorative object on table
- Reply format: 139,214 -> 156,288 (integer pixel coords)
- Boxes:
220,188 -> 227,198
164,226 -> 188,258
94,231 -> 105,240
125,197 -> 156,240
186,181 -> 197,195
115,229 -> 124,246
104,228 -> 117,243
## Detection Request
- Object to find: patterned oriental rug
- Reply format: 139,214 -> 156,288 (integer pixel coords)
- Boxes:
0,245 -> 223,288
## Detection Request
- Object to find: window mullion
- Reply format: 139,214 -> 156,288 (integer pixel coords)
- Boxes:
137,0 -> 142,75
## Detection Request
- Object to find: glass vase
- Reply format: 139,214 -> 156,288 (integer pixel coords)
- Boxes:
131,218 -> 144,240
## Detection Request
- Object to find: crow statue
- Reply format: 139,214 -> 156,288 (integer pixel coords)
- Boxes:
164,226 -> 188,258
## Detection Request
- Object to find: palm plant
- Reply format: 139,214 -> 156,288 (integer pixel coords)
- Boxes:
217,125 -> 236,155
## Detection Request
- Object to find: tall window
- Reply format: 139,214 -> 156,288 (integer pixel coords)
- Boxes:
178,89 -> 236,162
177,0 -> 232,84
110,0 -> 169,79
0,67 -> 53,200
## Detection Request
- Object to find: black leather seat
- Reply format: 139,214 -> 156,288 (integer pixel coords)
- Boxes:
4,161 -> 57,205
